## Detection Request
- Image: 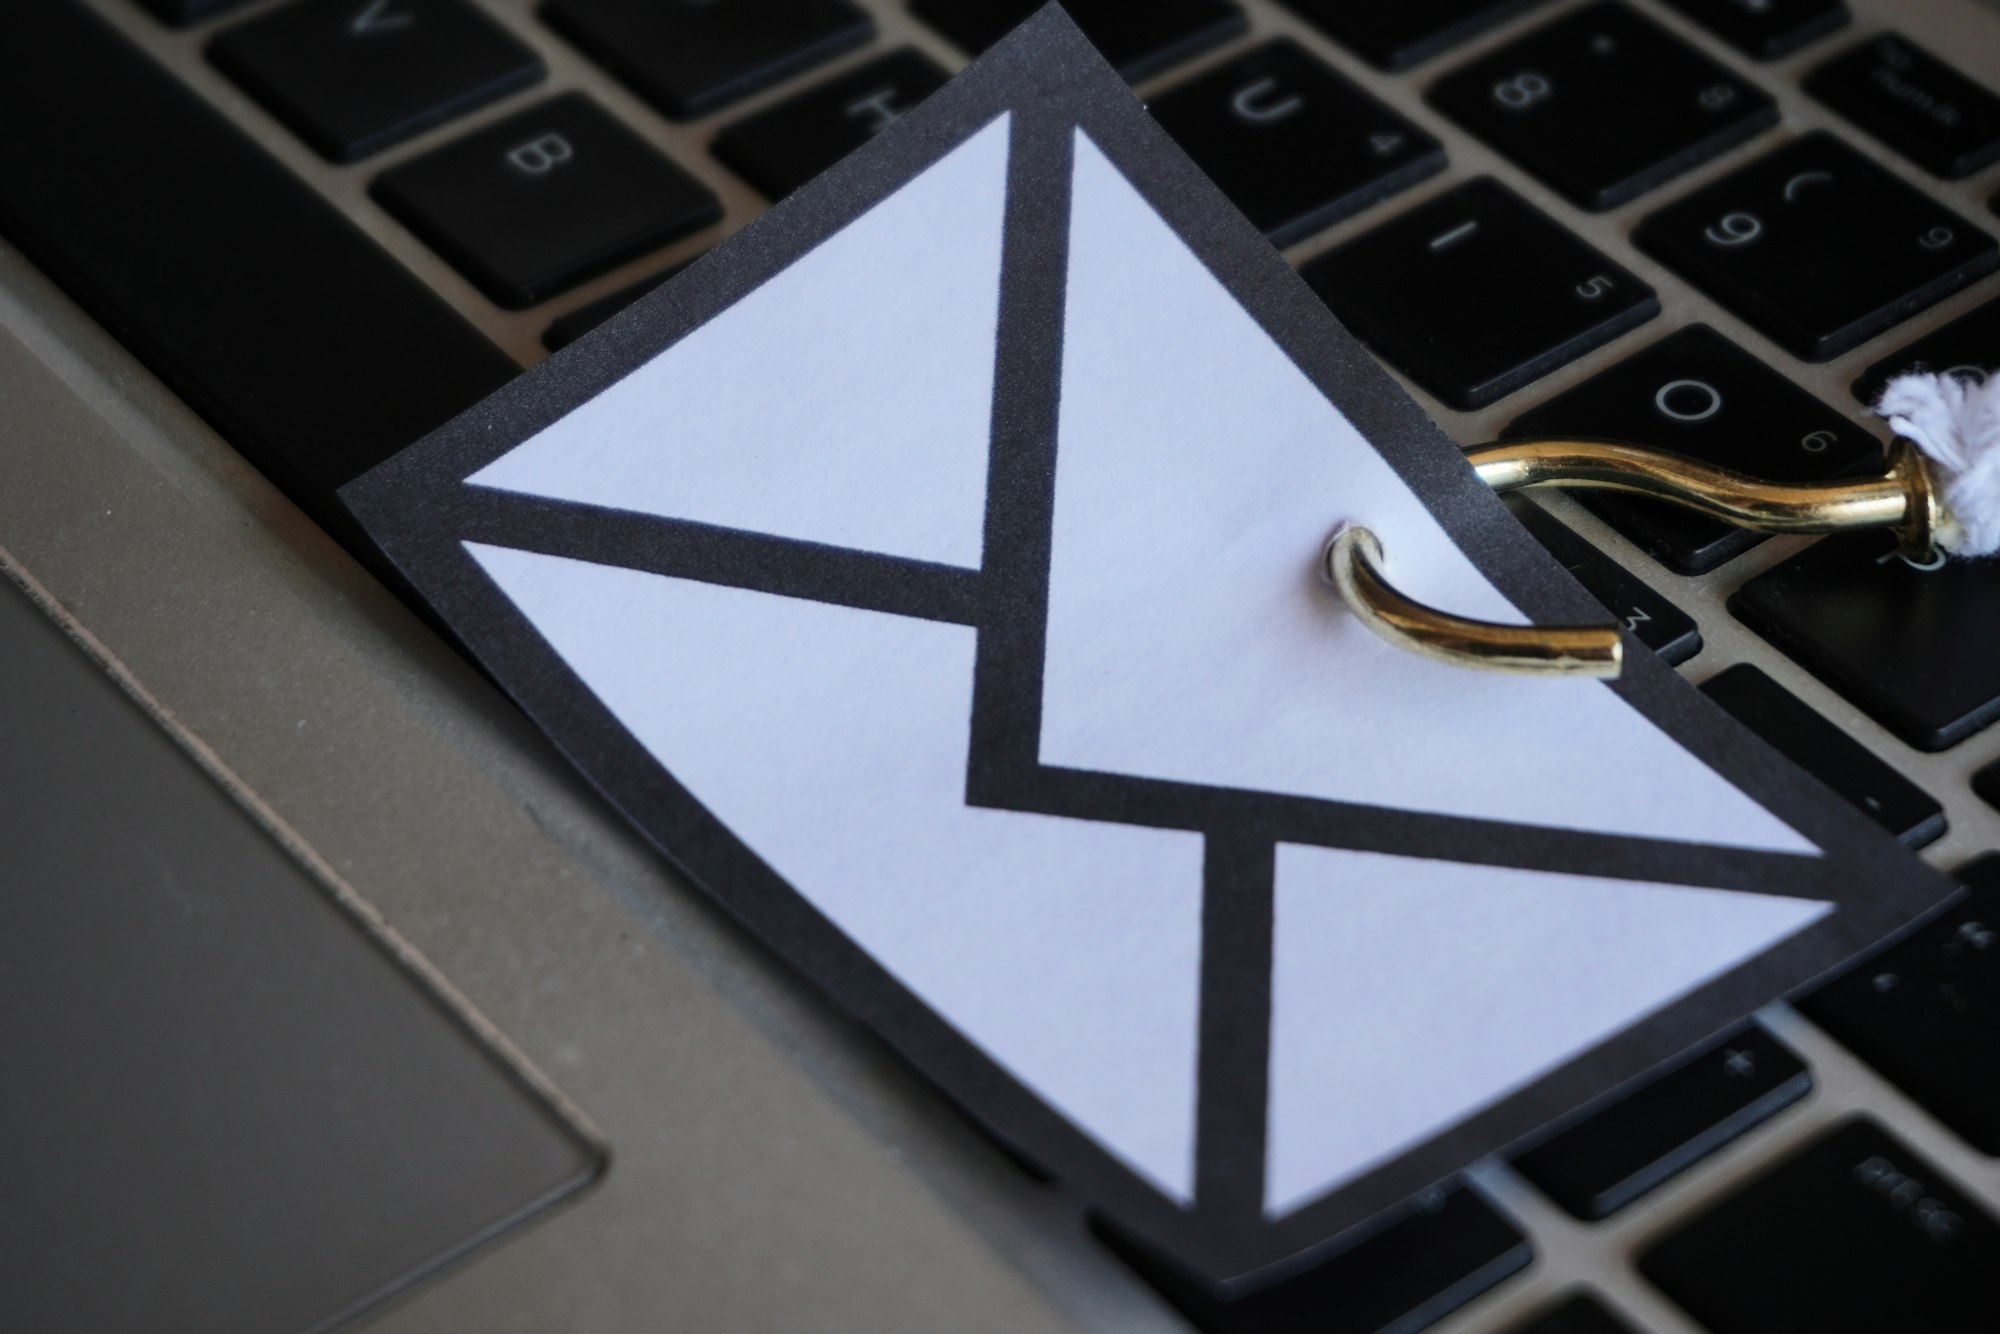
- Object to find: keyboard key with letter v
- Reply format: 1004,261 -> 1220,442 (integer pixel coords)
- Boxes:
208,0 -> 543,162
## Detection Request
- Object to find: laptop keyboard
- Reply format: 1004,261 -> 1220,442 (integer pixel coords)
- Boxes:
4,1 -> 2000,1331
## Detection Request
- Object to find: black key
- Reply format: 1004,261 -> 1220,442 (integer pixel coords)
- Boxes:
1505,325 -> 1882,574
0,0 -> 516,550
541,0 -> 872,120
209,0 -> 544,163
1149,40 -> 1445,247
1730,533 -> 2000,751
1505,1295 -> 1636,1334
1658,0 -> 1848,61
1503,496 -> 1701,665
1801,855 -> 2000,1153
1701,665 -> 1946,847
1097,1185 -> 1529,1334
713,49 -> 948,200
1636,132 -> 1999,361
910,0 -> 1245,83
1852,297 -> 2000,406
1977,763 -> 2000,814
1640,1119 -> 2000,1334
542,261 -> 693,351
1429,3 -> 1776,211
1807,34 -> 2000,180
1277,0 -> 1550,71
1512,1025 -> 1809,1220
373,94 -> 720,309
1305,179 -> 1656,410
134,0 -> 254,24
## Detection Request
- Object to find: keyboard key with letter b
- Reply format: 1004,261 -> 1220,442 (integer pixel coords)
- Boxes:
373,93 -> 720,308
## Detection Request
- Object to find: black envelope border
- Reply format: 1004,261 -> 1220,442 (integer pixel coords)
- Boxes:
344,6 -> 1958,1284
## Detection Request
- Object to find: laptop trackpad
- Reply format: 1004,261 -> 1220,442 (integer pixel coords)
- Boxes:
0,574 -> 602,1334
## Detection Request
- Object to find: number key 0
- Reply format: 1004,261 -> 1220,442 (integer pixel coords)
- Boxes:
1636,132 -> 1999,361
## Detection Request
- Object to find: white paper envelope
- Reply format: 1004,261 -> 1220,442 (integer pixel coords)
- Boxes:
344,6 -> 1956,1283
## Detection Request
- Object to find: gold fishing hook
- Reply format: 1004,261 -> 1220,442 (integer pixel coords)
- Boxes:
1326,438 -> 1944,680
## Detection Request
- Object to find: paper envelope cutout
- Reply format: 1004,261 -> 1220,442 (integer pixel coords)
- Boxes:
343,7 -> 1957,1282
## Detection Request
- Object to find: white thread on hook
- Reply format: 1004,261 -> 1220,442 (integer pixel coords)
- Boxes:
1877,370 -> 2000,558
